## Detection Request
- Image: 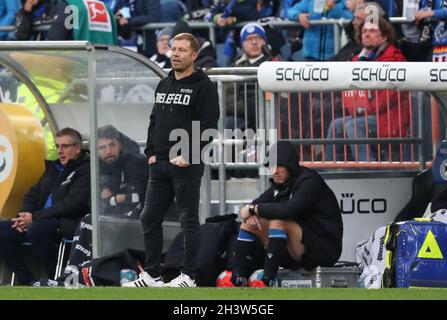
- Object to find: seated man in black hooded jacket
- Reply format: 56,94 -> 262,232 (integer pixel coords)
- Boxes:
219,141 -> 343,287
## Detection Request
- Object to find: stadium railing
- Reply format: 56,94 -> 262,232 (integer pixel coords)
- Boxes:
0,17 -> 416,58
201,66 -> 442,216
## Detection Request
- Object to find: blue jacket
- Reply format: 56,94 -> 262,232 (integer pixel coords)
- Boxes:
211,0 -> 259,23
281,0 -> 299,18
0,0 -> 19,40
420,0 -> 447,46
287,0 -> 352,60
117,0 -> 160,27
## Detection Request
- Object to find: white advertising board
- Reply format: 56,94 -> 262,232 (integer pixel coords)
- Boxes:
326,177 -> 413,261
258,61 -> 447,92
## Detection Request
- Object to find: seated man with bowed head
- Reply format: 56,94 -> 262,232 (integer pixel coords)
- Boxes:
219,141 -> 343,287
0,128 -> 90,285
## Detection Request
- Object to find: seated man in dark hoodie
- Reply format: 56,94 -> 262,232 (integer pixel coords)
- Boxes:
219,141 -> 343,287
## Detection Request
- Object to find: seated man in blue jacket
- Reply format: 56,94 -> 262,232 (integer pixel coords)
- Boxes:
28,125 -> 149,287
219,141 -> 343,287
0,128 -> 90,285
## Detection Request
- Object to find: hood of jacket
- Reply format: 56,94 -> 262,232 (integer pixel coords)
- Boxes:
267,141 -> 300,178
167,67 -> 209,83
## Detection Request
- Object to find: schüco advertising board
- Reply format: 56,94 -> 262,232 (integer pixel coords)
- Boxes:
327,178 -> 412,261
258,61 -> 447,92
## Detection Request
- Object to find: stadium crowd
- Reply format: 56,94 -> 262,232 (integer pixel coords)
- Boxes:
0,0 -> 441,63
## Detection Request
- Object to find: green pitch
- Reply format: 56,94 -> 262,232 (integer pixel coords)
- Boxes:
0,287 -> 446,300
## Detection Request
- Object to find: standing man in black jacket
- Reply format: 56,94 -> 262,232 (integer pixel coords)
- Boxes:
219,141 -> 343,287
124,32 -> 219,288
0,128 -> 90,285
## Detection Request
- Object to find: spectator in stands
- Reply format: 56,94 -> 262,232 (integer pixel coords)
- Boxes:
114,0 -> 161,56
150,27 -> 173,69
160,0 -> 181,22
210,0 -> 261,65
171,20 -> 218,68
323,1 -> 385,156
331,1 -> 389,61
281,0 -> 299,18
389,0 -> 430,61
226,22 -> 274,130
211,0 -> 278,25
180,0 -> 212,21
102,0 -> 120,12
218,141 -> 343,287
415,0 -> 446,62
259,0 -> 281,17
0,0 -> 19,40
14,0 -> 54,40
0,128 -> 90,285
211,0 -> 260,27
325,18 -> 410,161
48,0 -> 117,44
313,2 -> 385,162
287,0 -> 353,61
374,0 -> 392,17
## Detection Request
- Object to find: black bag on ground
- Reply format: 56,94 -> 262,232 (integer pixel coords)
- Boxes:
163,214 -> 241,286
81,248 -> 145,286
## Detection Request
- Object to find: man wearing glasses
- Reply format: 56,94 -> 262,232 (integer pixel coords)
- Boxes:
0,127 -> 90,285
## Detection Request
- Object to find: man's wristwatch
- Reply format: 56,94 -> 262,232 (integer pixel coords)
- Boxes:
248,204 -> 256,216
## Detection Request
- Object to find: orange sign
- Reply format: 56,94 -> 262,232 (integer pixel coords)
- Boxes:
0,103 -> 45,218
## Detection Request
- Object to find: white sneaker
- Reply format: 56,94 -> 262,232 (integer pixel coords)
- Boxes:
163,273 -> 196,288
121,271 -> 164,288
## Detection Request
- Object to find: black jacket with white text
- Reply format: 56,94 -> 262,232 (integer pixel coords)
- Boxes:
145,68 -> 219,164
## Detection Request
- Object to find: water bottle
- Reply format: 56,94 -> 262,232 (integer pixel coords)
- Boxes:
313,0 -> 326,14
403,0 -> 419,19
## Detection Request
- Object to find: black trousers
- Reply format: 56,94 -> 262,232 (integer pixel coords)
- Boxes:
140,160 -> 203,278
0,219 -> 61,284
